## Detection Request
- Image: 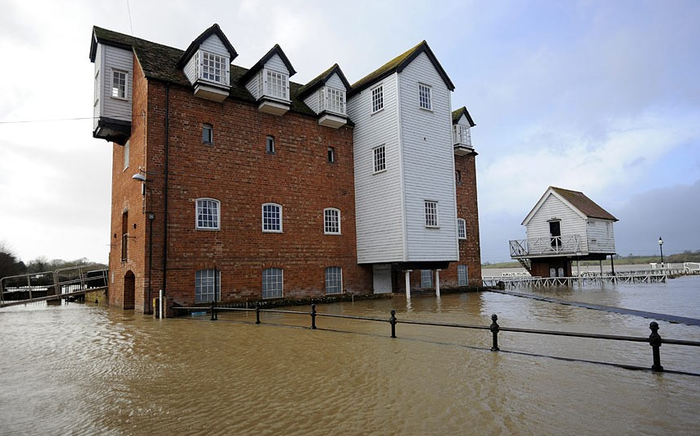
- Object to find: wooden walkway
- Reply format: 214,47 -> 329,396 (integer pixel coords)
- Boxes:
487,288 -> 700,327
482,273 -> 665,289
0,265 -> 107,308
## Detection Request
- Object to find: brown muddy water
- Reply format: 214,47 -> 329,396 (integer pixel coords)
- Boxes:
2,277 -> 700,435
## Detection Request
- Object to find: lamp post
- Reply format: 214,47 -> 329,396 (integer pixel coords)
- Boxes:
658,237 -> 664,269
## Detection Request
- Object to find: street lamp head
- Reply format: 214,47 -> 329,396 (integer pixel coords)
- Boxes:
658,237 -> 663,246
132,173 -> 147,182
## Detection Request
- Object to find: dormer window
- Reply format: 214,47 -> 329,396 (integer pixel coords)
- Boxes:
318,86 -> 346,115
198,51 -> 229,85
259,69 -> 289,101
453,125 -> 472,146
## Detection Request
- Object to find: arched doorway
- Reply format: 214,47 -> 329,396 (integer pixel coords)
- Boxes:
124,271 -> 135,310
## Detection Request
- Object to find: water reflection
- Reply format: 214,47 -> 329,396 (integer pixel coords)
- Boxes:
1,282 -> 700,435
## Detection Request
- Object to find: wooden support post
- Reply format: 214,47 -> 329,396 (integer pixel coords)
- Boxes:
435,269 -> 441,297
405,270 -> 412,300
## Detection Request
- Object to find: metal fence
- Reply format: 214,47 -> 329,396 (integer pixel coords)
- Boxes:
173,302 -> 700,375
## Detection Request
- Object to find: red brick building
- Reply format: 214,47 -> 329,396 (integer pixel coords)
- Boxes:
90,24 -> 481,312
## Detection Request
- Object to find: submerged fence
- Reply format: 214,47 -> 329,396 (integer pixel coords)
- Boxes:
173,303 -> 700,375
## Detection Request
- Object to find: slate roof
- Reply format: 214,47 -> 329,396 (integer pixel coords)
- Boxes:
238,43 -> 297,84
90,26 -> 315,117
176,23 -> 238,68
452,106 -> 476,127
551,187 -> 618,221
349,40 -> 455,96
297,63 -> 352,100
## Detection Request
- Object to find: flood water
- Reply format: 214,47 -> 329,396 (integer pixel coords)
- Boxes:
1,276 -> 700,435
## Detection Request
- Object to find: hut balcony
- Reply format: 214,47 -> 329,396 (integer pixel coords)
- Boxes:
509,234 -> 615,259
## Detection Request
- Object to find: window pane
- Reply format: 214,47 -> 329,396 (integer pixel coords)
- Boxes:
373,145 -> 386,173
203,124 -> 213,144
419,84 -> 432,110
263,204 -> 282,232
195,269 -> 220,303
425,201 -> 438,227
266,136 -> 275,154
372,86 -> 383,112
266,70 -> 289,100
325,267 -> 342,294
262,268 -> 283,299
201,52 -> 226,84
112,71 -> 126,99
458,265 -> 469,286
197,199 -> 219,229
421,270 -> 433,288
324,208 -> 340,234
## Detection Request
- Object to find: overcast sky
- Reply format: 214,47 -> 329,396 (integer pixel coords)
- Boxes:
1,0 -> 699,265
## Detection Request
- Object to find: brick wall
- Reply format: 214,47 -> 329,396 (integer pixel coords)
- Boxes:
441,152 -> 482,288
112,79 -> 373,309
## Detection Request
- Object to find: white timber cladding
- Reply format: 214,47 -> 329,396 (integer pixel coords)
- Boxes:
97,44 -> 133,124
586,218 -> 616,253
348,74 -> 404,264
526,193 -> 589,251
398,52 -> 458,262
93,43 -> 103,130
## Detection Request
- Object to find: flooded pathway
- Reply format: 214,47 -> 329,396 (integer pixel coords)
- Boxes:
1,278 -> 700,435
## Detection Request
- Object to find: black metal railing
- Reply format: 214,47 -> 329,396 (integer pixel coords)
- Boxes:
172,302 -> 700,375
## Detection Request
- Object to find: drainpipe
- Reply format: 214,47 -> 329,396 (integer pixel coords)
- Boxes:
162,83 -> 170,301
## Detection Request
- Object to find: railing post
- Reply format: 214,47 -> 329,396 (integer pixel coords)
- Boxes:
311,304 -> 317,329
649,321 -> 663,372
210,301 -> 217,321
490,314 -> 500,351
255,302 -> 261,324
390,310 -> 397,338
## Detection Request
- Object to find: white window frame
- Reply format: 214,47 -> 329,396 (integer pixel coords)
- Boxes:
196,198 -> 221,230
425,200 -> 439,228
263,68 -> 290,101
458,218 -> 467,240
202,123 -> 213,144
327,146 -> 335,163
453,125 -> 472,146
373,145 -> 386,174
320,86 -> 346,115
371,85 -> 384,113
262,268 -> 283,299
458,265 -> 468,287
195,269 -> 220,303
421,270 -> 433,288
324,208 -> 341,235
325,266 -> 343,294
111,70 -> 127,100
199,50 -> 229,85
419,83 -> 432,110
262,203 -> 283,233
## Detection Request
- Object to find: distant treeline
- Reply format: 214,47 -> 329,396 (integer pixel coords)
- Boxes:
0,244 -> 106,280
483,250 -> 700,269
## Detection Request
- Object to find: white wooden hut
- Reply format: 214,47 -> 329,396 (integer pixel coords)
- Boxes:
509,186 -> 618,277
